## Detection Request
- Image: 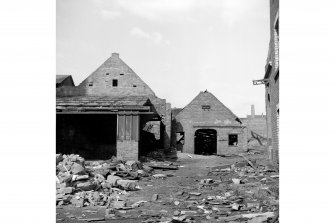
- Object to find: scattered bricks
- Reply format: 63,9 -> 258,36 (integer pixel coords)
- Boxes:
112,201 -> 126,209
125,160 -> 143,171
106,175 -> 121,186
56,154 -> 63,165
189,192 -> 201,196
70,197 -> 84,207
76,181 -> 97,191
116,163 -> 127,172
72,175 -> 89,181
174,201 -> 180,206
71,163 -> 86,175
151,194 -> 159,201
152,174 -> 167,179
180,210 -> 197,215
232,179 -> 241,184
116,180 -> 138,191
58,173 -> 72,184
200,179 -> 214,184
247,203 -> 260,209
60,187 -> 74,194
176,191 -> 184,196
231,203 -> 240,211
173,210 -> 180,216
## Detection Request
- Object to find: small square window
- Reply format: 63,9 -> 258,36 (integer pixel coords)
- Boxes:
106,73 -> 109,75
112,79 -> 118,87
133,85 -> 137,87
228,134 -> 238,146
120,73 -> 124,76
88,82 -> 93,86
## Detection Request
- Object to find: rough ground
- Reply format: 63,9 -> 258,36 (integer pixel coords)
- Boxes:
56,150 -> 279,223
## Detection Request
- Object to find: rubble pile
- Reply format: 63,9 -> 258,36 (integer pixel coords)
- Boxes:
56,154 -> 156,207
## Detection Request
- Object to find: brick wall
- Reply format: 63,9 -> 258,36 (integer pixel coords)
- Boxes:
172,91 -> 247,155
78,53 -> 156,97
116,140 -> 138,161
265,0 -> 279,164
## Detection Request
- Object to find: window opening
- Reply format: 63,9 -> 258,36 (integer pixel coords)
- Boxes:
228,134 -> 238,146
112,79 -> 118,87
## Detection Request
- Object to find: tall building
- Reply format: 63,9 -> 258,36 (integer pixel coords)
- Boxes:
254,0 -> 279,164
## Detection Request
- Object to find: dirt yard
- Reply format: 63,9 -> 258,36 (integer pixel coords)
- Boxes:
56,150 -> 279,223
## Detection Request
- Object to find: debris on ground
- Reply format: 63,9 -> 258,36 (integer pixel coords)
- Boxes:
56,152 -> 279,223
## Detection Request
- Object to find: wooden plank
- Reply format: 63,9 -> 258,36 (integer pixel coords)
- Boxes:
118,115 -> 125,140
125,115 -> 131,140
131,115 -> 139,141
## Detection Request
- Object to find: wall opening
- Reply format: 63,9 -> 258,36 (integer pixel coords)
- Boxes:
112,79 -> 118,87
194,129 -> 217,155
228,134 -> 238,146
56,114 -> 117,160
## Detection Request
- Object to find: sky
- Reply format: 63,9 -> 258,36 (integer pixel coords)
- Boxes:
57,0 -> 270,117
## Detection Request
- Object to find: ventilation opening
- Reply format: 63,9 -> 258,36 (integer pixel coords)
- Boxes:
228,134 -> 238,146
268,94 -> 270,102
133,85 -> 137,87
106,73 -> 109,75
112,79 -> 118,87
88,82 -> 93,87
194,129 -> 217,155
120,73 -> 124,76
202,105 -> 211,111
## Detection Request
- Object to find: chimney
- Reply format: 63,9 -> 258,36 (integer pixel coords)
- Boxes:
251,104 -> 255,118
111,52 -> 119,58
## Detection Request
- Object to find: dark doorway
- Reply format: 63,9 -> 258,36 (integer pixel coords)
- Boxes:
194,129 -> 217,155
56,114 -> 117,160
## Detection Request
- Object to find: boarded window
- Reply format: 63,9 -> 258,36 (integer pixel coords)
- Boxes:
112,79 -> 118,87
228,134 -> 238,146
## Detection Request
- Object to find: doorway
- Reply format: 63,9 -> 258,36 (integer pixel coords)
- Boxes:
194,129 -> 217,155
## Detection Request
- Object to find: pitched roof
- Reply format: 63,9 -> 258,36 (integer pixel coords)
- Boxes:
175,90 -> 242,125
78,53 -> 155,96
56,75 -> 72,84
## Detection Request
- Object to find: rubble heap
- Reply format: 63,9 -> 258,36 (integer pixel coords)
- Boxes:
56,154 -> 157,207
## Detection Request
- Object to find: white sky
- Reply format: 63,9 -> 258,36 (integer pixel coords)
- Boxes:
57,0 -> 270,117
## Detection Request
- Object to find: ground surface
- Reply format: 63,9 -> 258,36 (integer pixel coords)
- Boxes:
56,151 -> 278,223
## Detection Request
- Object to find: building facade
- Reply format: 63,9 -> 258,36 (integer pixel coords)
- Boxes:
56,52 -> 171,161
254,0 -> 279,164
171,91 -> 247,155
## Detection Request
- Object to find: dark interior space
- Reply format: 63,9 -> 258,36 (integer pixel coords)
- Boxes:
139,115 -> 161,156
228,134 -> 238,146
194,129 -> 217,155
56,114 -> 117,160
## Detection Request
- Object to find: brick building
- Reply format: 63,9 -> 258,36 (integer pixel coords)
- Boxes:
171,91 -> 247,155
254,0 -> 279,164
240,105 -> 267,146
56,52 -> 171,161
56,75 -> 75,88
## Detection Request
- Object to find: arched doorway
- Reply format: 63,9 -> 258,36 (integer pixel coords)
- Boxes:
194,129 -> 217,155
